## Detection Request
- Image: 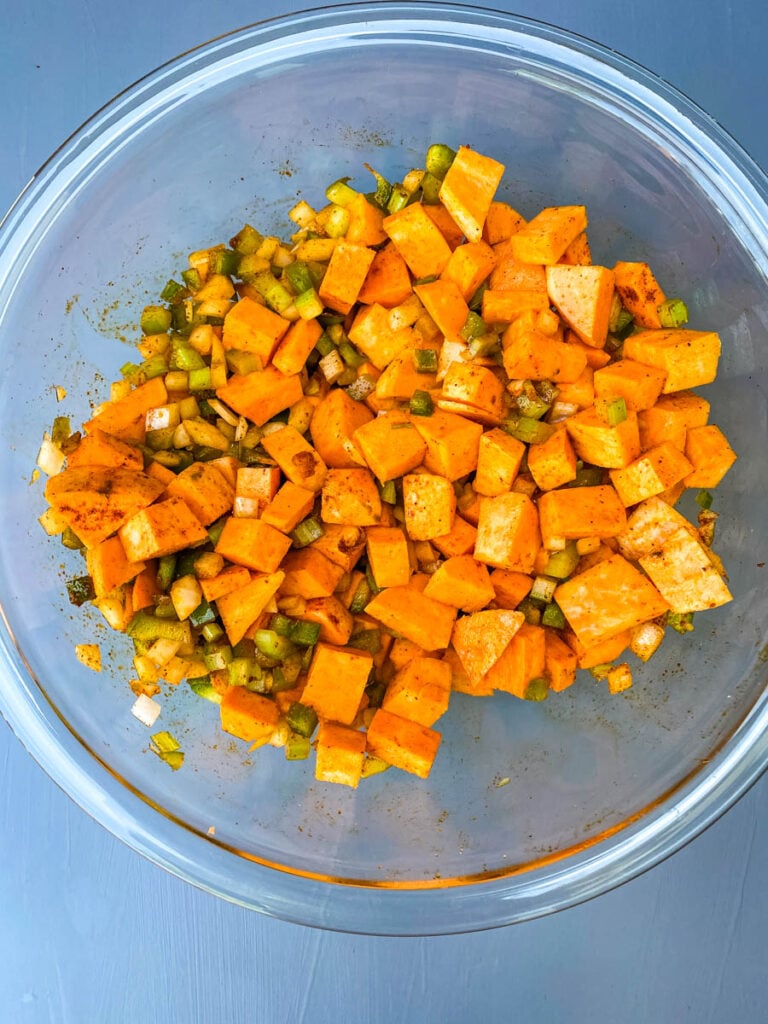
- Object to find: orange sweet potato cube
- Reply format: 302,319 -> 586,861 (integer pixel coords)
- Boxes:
508,205 -> 588,265
364,584 -> 457,651
637,391 -> 710,451
200,565 -> 252,604
485,622 -> 546,699
300,595 -> 355,646
366,526 -> 412,589
45,466 -> 165,550
423,554 -> 495,613
318,241 -> 376,315
438,362 -> 505,426
559,231 -> 592,266
431,514 -> 478,559
85,536 -> 146,598
321,467 -> 382,526
438,145 -> 505,242
555,553 -> 669,646
441,240 -> 497,301
272,317 -> 323,376
473,428 -> 526,496
612,261 -> 666,329
567,627 -> 633,670
382,656 -> 452,727
537,485 -> 627,549
411,409 -> 483,480
544,629 -> 578,692
216,570 -> 285,646
490,568 -> 534,609
344,192 -> 388,246
609,442 -> 694,507
215,516 -> 292,573
234,465 -> 281,517
474,492 -> 540,573
615,495 -> 698,561
118,495 -> 208,561
373,346 -> 438,403
638,527 -> 733,613
442,645 -> 493,696
382,203 -> 453,278
278,548 -> 346,598
414,278 -> 469,344
314,722 -> 366,788
309,387 -> 373,469
365,708 -> 442,779
593,359 -> 667,412
66,428 -> 144,471
482,201 -> 527,244
565,407 -> 641,468
84,376 -> 168,440
402,473 -> 456,541
683,424 -> 737,487
260,481 -> 316,534
164,461 -> 235,526
502,312 -> 587,384
545,264 -> 615,348
452,608 -> 525,684
261,424 -> 327,492
220,686 -> 279,745
353,410 -> 427,485
526,427 -> 578,492
308,524 -> 366,574
215,365 -> 304,427
357,244 -> 414,307
301,643 -> 374,725
623,329 -> 721,393
222,295 -> 290,364
481,288 -> 549,324
347,303 -> 417,370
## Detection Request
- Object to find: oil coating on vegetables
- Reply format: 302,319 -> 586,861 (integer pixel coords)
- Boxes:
38,142 -> 737,786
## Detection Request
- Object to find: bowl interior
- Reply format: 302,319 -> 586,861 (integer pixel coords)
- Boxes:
1,5 -> 767,931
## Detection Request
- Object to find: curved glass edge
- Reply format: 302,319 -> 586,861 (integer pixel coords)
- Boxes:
1,2 -> 768,934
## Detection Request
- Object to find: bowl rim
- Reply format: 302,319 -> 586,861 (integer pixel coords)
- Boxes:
1,0 -> 768,935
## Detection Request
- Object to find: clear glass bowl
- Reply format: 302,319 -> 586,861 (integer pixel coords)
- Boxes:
1,3 -> 767,935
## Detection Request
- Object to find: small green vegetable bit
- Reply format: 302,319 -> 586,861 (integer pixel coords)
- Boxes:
657,297 -> 689,328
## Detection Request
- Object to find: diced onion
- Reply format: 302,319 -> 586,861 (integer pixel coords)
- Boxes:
131,694 -> 161,727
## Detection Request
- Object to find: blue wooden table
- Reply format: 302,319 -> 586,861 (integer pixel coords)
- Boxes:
2,2 -> 768,1020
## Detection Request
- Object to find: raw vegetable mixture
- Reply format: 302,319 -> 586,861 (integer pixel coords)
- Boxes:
37,143 -> 737,785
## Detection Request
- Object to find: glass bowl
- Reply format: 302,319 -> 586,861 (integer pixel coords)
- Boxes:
1,3 -> 767,935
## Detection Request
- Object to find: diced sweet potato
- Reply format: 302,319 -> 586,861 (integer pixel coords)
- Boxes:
485,623 -> 546,698
382,656 -> 452,727
414,278 -> 469,344
315,722 -> 366,788
566,627 -> 632,670
545,264 -> 615,348
308,524 -> 367,573
45,466 -> 165,549
84,376 -> 168,440
352,409 -> 427,483
483,201 -> 526,245
118,495 -> 208,561
438,362 -> 504,426
593,359 -> 667,412
402,473 -> 456,541
489,568 -> 533,609
537,485 -> 627,549
438,145 -> 505,242
200,565 -> 252,604
423,555 -> 495,613
86,536 -> 146,598
348,303 -> 418,370
508,205 -> 588,265
411,409 -> 483,480
473,428 -> 526,496
261,425 -> 327,492
318,242 -> 376,315
373,346 -> 437,402
382,203 -> 453,278
526,427 -> 578,492
310,387 -> 373,469
215,516 -> 292,573
366,526 -> 412,589
301,643 -> 374,725
441,240 -> 497,301
278,547 -> 346,598
234,466 -> 281,516
609,442 -> 694,506
365,584 -> 457,651
474,492 -> 540,573
502,312 -> 588,383
215,366 -> 304,426
357,244 -> 413,307
365,708 -> 441,779
260,481 -> 316,534
300,595 -> 355,646
637,391 -> 710,451
66,428 -> 143,470
564,407 -> 641,468
272,317 -> 323,376
623,329 -> 721,393
555,553 -> 669,646
220,686 -> 279,745
344,193 -> 388,246
683,424 -> 737,487
638,527 -> 733,613
544,630 -> 578,692
613,261 -> 666,328
431,514 -> 478,559
164,461 -> 235,526
222,295 -> 290,364
452,608 -> 525,683
615,495 -> 698,561
321,467 -> 382,526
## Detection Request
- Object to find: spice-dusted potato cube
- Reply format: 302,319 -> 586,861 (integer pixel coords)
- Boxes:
216,571 -> 285,647
638,527 -> 733,613
564,407 -> 641,468
118,495 -> 208,561
321,467 -> 382,526
623,328 -> 721,393
366,708 -> 442,779
365,584 -> 457,651
215,516 -> 292,574
310,387 -> 373,469
609,442 -> 694,507
382,657 -> 452,727
220,686 -> 279,746
366,526 -> 412,589
474,492 -> 540,573
301,643 -> 374,726
423,555 -> 495,613
684,424 -> 737,487
261,425 -> 327,492
411,409 -> 483,481
402,473 -> 456,541
222,294 -> 290,364
315,722 -> 367,788
164,461 -> 235,526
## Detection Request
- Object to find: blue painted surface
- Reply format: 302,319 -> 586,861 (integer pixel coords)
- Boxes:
2,1 -> 768,1020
